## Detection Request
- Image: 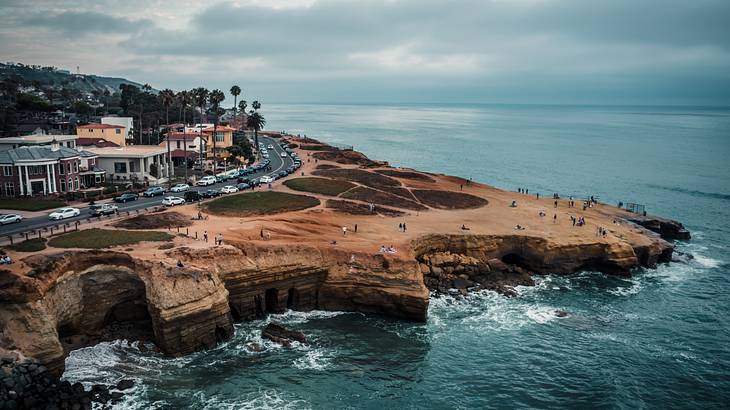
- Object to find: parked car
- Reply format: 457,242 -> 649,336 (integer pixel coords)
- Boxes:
267,144 -> 274,149
280,152 -> 288,157
89,203 -> 118,216
277,171 -> 288,178
143,186 -> 165,197
184,191 -> 203,202
220,185 -> 239,194
114,192 -> 138,203
249,178 -> 261,187
48,207 -> 80,220
197,176 -> 216,186
0,214 -> 22,225
237,177 -> 251,184
162,196 -> 185,206
200,189 -> 221,198
237,183 -> 250,191
260,175 -> 275,184
170,184 -> 190,192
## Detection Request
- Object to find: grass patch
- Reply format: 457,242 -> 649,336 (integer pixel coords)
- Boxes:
113,211 -> 192,230
341,186 -> 428,211
48,228 -> 173,249
0,199 -> 65,211
312,168 -> 401,188
411,189 -> 488,209
205,191 -> 320,216
5,238 -> 47,252
375,169 -> 436,182
284,177 -> 355,196
326,199 -> 405,217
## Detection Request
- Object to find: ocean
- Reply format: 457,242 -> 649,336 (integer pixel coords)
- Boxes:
63,103 -> 730,409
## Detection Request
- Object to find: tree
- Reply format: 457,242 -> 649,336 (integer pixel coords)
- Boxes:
177,90 -> 191,181
238,100 -> 247,126
159,89 -> 175,183
193,87 -> 209,173
230,85 -> 241,128
247,110 -> 266,158
208,89 -> 225,168
103,89 -> 110,114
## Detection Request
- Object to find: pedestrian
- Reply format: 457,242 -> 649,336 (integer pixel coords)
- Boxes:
460,184 -> 463,191
342,226 -> 347,236
553,214 -> 557,223
526,189 -> 529,195
354,223 -> 358,233
554,200 -> 558,208
218,233 -> 223,245
260,228 -> 264,239
536,193 -> 539,199
203,230 -> 208,243
403,222 -> 407,232
398,223 -> 403,232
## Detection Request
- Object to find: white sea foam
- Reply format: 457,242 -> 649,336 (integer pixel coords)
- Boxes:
607,278 -> 643,296
293,348 -> 332,371
193,388 -> 311,410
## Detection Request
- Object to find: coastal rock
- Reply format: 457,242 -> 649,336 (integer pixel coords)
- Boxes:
261,323 -> 307,346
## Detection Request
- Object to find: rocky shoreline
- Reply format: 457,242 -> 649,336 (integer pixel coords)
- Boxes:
0,134 -> 688,407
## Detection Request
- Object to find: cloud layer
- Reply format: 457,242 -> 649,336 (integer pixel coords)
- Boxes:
2,0 -> 729,105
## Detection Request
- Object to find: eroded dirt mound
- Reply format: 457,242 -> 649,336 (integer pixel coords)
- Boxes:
299,144 -> 338,151
313,168 -> 401,188
341,187 -> 427,211
326,199 -> 405,217
375,169 -> 436,182
112,211 -> 193,230
311,150 -> 384,167
315,164 -> 340,170
412,189 -> 488,209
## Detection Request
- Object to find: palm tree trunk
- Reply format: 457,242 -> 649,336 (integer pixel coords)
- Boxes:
183,108 -> 188,181
199,105 -> 204,176
254,129 -> 259,160
166,107 -> 172,186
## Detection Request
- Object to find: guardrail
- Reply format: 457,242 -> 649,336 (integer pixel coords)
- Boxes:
0,206 -> 165,247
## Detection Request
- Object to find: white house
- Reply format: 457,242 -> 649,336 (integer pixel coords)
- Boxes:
86,146 -> 171,184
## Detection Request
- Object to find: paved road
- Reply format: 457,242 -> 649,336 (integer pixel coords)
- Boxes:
0,135 -> 296,236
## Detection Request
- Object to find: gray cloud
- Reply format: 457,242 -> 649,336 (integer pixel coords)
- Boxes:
1,0 -> 729,105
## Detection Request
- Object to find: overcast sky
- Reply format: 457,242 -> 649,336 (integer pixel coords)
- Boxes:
1,0 -> 729,105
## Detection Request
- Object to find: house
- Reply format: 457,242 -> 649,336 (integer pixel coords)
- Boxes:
201,125 -> 236,159
158,132 -> 206,166
0,140 -> 104,197
77,124 -> 127,147
76,137 -> 120,149
86,146 -> 172,184
0,134 -> 78,151
101,116 -> 134,142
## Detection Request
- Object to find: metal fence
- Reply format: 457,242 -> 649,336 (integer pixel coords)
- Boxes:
624,202 -> 646,214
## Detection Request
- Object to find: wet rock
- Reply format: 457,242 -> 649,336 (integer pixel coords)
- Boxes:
246,342 -> 264,352
487,258 -> 508,271
116,379 -> 134,391
261,323 -> 307,347
430,266 -> 443,275
452,278 -> 474,289
555,310 -> 569,318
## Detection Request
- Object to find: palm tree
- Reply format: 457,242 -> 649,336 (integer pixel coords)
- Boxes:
252,100 -> 261,111
159,89 -> 175,182
177,90 -> 191,180
208,89 -> 225,169
230,85 -> 241,129
247,110 -> 266,159
193,87 -> 209,172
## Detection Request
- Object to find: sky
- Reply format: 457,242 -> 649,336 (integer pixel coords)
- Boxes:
1,0 -> 729,106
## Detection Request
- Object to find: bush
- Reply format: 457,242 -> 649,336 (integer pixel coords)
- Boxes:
48,228 -> 173,249
6,238 -> 47,252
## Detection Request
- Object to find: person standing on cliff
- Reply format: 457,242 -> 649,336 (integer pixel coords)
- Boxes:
553,214 -> 557,223
403,222 -> 407,232
554,200 -> 558,208
354,224 -> 358,233
399,223 -> 403,232
203,230 -> 208,243
342,226 -> 347,236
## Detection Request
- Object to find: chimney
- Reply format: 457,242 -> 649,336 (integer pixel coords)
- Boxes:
51,138 -> 60,152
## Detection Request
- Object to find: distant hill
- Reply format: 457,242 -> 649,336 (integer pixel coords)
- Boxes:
0,62 -> 152,96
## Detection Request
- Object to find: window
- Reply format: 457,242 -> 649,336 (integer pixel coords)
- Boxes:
67,178 -> 72,191
2,166 -> 12,176
74,177 -> 79,190
215,132 -> 225,142
28,165 -> 45,175
3,182 -> 14,197
114,162 -> 127,173
129,161 -> 135,173
88,128 -> 93,133
59,162 -> 65,175
176,141 -> 181,149
116,129 -> 121,134
66,162 -> 71,173
73,161 -> 78,173
60,179 -> 65,192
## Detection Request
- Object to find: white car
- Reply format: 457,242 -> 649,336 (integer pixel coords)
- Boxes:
0,214 -> 22,225
280,152 -> 288,157
162,196 -> 185,206
48,207 -> 80,220
220,185 -> 239,194
170,184 -> 190,192
260,175 -> 275,184
196,176 -> 216,186
267,144 -> 274,149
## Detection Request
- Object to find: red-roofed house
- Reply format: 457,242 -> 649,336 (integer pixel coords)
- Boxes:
76,123 -> 127,146
159,132 -> 206,166
201,126 -> 236,159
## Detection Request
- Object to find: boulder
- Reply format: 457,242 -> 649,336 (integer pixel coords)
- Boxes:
115,379 -> 134,391
261,323 -> 307,347
487,258 -> 508,271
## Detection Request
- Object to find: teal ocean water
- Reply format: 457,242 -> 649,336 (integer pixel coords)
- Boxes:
64,104 -> 730,409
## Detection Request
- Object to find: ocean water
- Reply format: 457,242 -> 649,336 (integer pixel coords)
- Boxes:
63,104 -> 730,409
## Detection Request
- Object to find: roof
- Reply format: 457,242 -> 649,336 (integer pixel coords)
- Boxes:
0,134 -> 77,145
163,132 -> 202,141
202,126 -> 237,132
170,149 -> 198,158
0,146 -> 84,164
76,137 -> 120,148
77,124 -> 126,130
86,145 -> 167,158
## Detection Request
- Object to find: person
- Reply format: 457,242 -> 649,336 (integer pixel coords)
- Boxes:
511,200 -> 517,207
266,231 -> 271,241
198,211 -> 202,220
539,211 -> 546,217
536,193 -> 539,199
460,184 -> 463,191
379,245 -> 386,253
403,222 -> 407,232
260,228 -> 264,239
176,260 -> 184,268
218,233 -> 223,245
203,230 -> 208,243
354,224 -> 358,233
399,222 -> 403,231
554,200 -> 558,208
342,226 -> 347,236
461,224 -> 470,230
526,189 -> 529,195
553,214 -> 557,223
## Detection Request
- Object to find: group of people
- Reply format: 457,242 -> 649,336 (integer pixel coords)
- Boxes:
0,255 -> 13,264
571,216 -> 586,227
202,230 -> 224,245
517,188 -> 530,194
398,222 -> 407,232
596,226 -> 609,237
379,245 -> 397,253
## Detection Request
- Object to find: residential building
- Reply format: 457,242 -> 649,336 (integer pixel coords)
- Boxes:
86,146 -> 172,184
76,137 -> 120,149
202,125 -> 236,159
0,140 -> 103,197
159,132 -> 205,166
101,116 -> 134,142
77,124 -> 127,146
0,134 -> 78,151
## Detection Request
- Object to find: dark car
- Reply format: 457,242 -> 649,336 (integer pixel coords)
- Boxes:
143,186 -> 165,197
200,189 -> 221,198
237,177 -> 251,184
249,178 -> 261,187
114,192 -> 138,203
277,171 -> 288,178
237,182 -> 251,191
184,191 -> 202,202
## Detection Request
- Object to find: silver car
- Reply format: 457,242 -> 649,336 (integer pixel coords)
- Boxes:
0,214 -> 22,225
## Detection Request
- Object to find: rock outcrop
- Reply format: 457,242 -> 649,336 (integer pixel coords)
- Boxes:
627,214 -> 691,240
